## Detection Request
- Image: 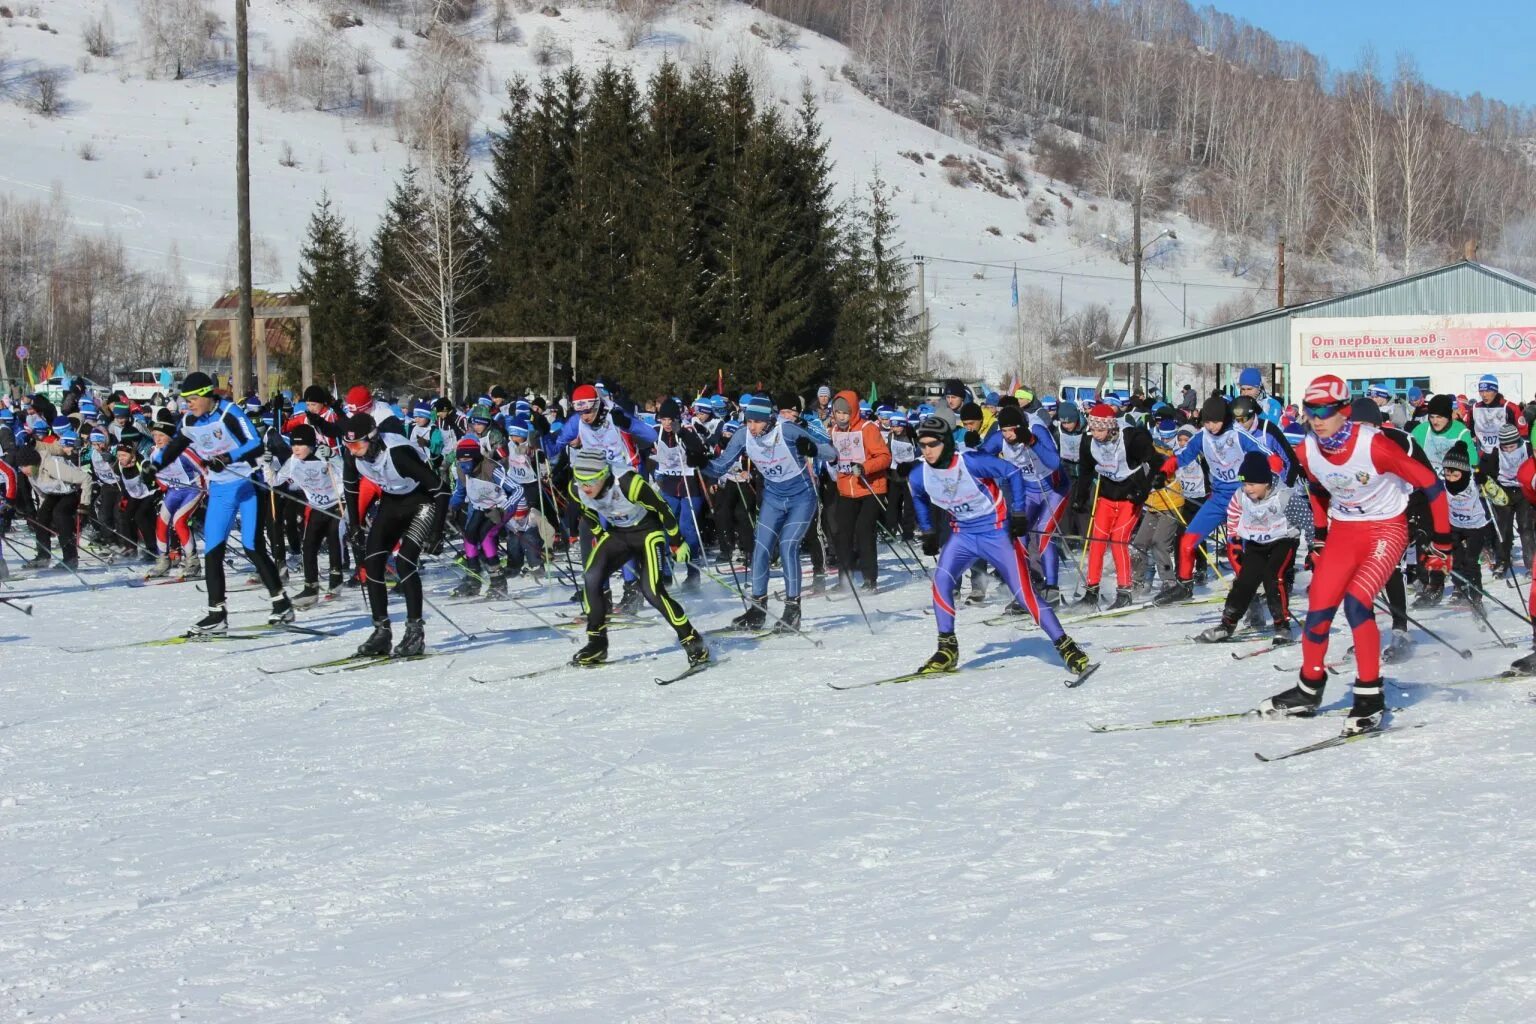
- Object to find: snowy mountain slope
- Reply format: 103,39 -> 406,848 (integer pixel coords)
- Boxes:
1,0 -> 1263,378
1,556 -> 1533,1021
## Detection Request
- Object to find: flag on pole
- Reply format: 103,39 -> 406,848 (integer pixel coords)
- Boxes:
869,381 -> 878,404
717,368 -> 724,396
25,363 -> 37,391
1010,266 -> 1019,308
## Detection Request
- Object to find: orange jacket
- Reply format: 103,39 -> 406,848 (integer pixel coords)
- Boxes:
829,389 -> 892,497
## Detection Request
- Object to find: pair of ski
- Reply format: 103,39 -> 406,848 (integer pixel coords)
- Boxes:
829,659 -> 1100,691
63,621 -> 339,653
1104,629 -> 1273,655
985,592 -> 1227,629
1087,705 -> 1418,761
469,644 -> 717,687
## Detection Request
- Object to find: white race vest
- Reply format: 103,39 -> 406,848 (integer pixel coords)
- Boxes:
1089,431 -> 1135,483
999,436 -> 1053,487
654,435 -> 688,477
923,456 -> 1001,524
1472,403 -> 1507,452
744,425 -> 802,484
578,417 -> 637,471
831,429 -> 867,473
181,408 -> 253,482
276,457 -> 340,508
1448,484 -> 1489,529
1175,456 -> 1207,500
889,435 -> 917,465
580,477 -> 649,529
1231,486 -> 1296,544
1304,424 -> 1410,521
1497,445 -> 1527,487
354,433 -> 427,496
156,452 -> 201,490
1201,428 -> 1246,486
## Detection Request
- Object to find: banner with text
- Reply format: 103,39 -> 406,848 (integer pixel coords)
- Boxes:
1300,324 -> 1536,364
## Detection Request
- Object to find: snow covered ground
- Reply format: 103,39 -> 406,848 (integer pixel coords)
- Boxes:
2,549 -> 1534,1022
0,0 -> 1263,376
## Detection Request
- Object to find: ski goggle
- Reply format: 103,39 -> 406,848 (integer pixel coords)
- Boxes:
1304,403 -> 1344,420
572,398 -> 599,412
182,384 -> 214,398
573,464 -> 610,483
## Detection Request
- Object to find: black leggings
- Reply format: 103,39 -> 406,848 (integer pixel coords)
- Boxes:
33,491 -> 81,562
119,494 -> 159,551
1223,537 -> 1298,625
713,479 -> 757,562
583,524 -> 692,640
832,493 -> 880,585
364,493 -> 436,623
302,508 -> 344,586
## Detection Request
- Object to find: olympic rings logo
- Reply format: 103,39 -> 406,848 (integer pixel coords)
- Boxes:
1485,331 -> 1536,356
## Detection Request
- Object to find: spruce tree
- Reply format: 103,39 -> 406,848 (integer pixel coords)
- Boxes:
365,166 -> 426,387
297,193 -> 368,386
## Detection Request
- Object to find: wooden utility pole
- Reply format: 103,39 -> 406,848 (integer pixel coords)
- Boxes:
1277,235 -> 1287,307
234,0 -> 254,398
914,255 -> 929,375
1131,194 -> 1143,348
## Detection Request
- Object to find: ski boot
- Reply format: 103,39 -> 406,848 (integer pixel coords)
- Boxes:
181,557 -> 202,580
57,557 -> 79,572
268,594 -> 295,625
860,578 -> 878,594
808,572 -> 828,596
1054,634 -> 1090,675
774,597 -> 801,633
1272,619 -> 1293,645
1445,587 -> 1467,607
1002,598 -> 1026,616
0,556 -> 9,582
1259,672 -> 1325,718
1412,582 -> 1443,608
327,572 -> 344,596
1108,586 -> 1134,610
292,584 -> 322,610
617,579 -> 643,616
1343,680 -> 1385,735
392,619 -> 426,658
917,632 -> 960,674
451,559 -> 482,598
189,604 -> 228,637
1041,584 -> 1062,607
680,568 -> 701,592
356,619 -> 393,656
571,630 -> 608,667
144,554 -> 172,579
1244,603 -> 1269,631
21,553 -> 50,571
1381,628 -> 1414,664
1152,578 -> 1194,606
486,568 -> 508,599
681,630 -> 710,668
731,599 -> 768,631
965,581 -> 987,606
1509,648 -> 1536,675
1196,619 -> 1236,643
1075,584 -> 1100,608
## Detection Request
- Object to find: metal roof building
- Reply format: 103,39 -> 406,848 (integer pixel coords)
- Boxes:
1097,260 -> 1536,395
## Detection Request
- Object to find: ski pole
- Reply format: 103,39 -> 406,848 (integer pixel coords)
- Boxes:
862,483 -> 932,581
1448,567 -> 1532,626
13,508 -> 101,589
0,594 -> 33,615
1373,595 -> 1472,660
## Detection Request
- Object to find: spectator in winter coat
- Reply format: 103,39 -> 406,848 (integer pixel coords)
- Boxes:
828,389 -> 892,592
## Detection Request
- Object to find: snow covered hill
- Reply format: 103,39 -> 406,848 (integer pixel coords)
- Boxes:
2,553 -> 1535,1020
0,0 -> 1263,379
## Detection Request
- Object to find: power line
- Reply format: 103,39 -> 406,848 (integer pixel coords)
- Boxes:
915,252 -> 1264,292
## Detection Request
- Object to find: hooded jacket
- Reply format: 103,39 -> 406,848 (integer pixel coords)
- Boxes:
828,390 -> 892,498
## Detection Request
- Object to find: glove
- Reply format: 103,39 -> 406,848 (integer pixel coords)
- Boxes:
349,538 -> 366,573
920,530 -> 941,557
794,435 -> 818,460
672,539 -> 691,565
1072,497 -> 1089,515
1482,477 -> 1511,507
1008,511 -> 1030,539
1150,471 -> 1168,490
204,454 -> 230,473
963,429 -> 981,449
1160,455 -> 1179,477
609,404 -> 631,429
1423,538 -> 1453,574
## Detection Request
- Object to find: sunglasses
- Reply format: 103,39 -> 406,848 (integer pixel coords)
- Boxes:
183,386 -> 214,398
1304,403 -> 1343,420
918,439 -> 945,449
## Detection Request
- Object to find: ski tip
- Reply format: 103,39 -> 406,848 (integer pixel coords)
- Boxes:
1253,751 -> 1272,762
1086,722 -> 1108,733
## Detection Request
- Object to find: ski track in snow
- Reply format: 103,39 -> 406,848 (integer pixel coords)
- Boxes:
2,552 -> 1535,1022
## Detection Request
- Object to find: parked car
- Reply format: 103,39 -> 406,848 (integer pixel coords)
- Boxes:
38,375 -> 111,407
111,366 -> 186,405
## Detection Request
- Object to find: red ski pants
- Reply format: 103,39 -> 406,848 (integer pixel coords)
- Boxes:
1085,497 -> 1137,588
1302,517 -> 1407,683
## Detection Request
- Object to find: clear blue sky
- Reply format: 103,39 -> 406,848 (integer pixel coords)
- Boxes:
1210,0 -> 1535,106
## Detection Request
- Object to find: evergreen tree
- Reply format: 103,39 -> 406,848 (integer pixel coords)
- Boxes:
828,175 -> 921,388
365,166 -> 426,388
296,194 -> 368,386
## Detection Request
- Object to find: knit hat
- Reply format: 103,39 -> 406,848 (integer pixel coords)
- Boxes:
983,391 -> 1000,407
1366,383 -> 1392,401
455,436 -> 482,462
1282,422 -> 1305,445
289,423 -> 318,447
506,416 -> 531,439
15,447 -> 40,468
658,397 -> 682,420
914,414 -> 955,462
340,413 -> 376,443
943,378 -> 967,399
1427,393 -> 1455,419
1478,373 -> 1500,393
742,394 -> 774,422
411,402 -> 432,420
721,420 -> 741,437
1303,375 -> 1349,407
1238,367 -> 1263,388
1057,403 -> 1082,425
996,406 -> 1026,430
1238,450 -> 1274,485
180,371 -> 215,396
570,446 -> 610,481
1087,403 -> 1118,430
709,394 -> 728,415
817,385 -> 832,400
89,428 -> 108,445
1500,424 -> 1522,447
1199,395 -> 1229,424
1408,386 -> 1424,403
1155,418 -> 1179,442
1176,424 -> 1196,440
958,401 -> 983,422
345,385 -> 372,412
302,385 -> 331,405
468,404 -> 494,425
691,397 -> 713,416
149,418 -> 176,436
1441,441 -> 1472,474
775,391 -> 801,414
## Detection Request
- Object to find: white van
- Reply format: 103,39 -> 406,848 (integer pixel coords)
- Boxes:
1056,376 -> 1103,408
112,367 -> 185,404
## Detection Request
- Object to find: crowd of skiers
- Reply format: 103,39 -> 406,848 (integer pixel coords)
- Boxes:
3,365 -> 1535,732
